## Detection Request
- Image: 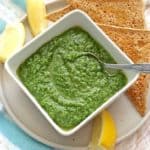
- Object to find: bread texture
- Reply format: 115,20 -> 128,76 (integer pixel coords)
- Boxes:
46,5 -> 74,21
99,24 -> 150,62
99,24 -> 150,116
127,74 -> 150,116
66,0 -> 145,28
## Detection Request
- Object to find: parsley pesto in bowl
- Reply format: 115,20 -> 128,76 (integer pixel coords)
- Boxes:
17,27 -> 127,130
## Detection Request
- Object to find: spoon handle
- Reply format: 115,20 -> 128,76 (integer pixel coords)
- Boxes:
105,63 -> 150,73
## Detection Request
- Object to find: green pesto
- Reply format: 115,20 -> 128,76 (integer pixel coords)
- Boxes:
17,27 -> 127,130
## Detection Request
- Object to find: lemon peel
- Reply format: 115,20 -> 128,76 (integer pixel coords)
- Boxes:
0,23 -> 25,62
89,110 -> 117,150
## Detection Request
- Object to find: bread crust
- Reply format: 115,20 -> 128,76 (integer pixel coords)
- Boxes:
67,0 -> 145,28
46,5 -> 74,21
97,24 -> 150,116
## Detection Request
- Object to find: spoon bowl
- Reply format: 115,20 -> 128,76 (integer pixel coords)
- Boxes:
76,52 -> 150,74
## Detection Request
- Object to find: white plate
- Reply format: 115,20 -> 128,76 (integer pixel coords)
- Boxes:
0,0 -> 150,149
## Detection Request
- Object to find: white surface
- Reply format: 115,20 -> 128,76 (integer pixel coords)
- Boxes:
0,0 -> 150,149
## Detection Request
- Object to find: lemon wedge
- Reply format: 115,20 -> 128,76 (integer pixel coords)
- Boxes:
26,0 -> 48,36
89,110 -> 117,150
0,23 -> 25,63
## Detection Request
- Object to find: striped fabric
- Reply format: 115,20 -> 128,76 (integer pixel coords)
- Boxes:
0,0 -> 25,32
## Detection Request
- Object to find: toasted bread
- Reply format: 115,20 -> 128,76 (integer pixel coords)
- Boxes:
98,24 -> 150,116
98,24 -> 150,62
67,0 -> 145,28
127,74 -> 150,116
46,5 -> 74,21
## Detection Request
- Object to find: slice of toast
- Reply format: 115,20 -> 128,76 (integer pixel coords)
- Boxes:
98,24 -> 150,116
99,24 -> 150,63
66,0 -> 145,28
46,5 -> 74,21
127,74 -> 150,116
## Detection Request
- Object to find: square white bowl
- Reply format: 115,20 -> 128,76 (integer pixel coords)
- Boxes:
5,10 -> 139,136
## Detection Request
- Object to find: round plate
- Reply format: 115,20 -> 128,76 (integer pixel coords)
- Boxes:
0,0 -> 150,149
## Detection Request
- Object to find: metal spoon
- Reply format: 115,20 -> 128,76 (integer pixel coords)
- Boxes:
75,52 -> 150,73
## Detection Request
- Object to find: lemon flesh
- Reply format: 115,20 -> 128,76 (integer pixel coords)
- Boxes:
89,110 -> 117,150
0,23 -> 25,63
27,0 -> 48,36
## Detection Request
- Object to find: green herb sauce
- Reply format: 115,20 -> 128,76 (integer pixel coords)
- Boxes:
18,27 -> 127,130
